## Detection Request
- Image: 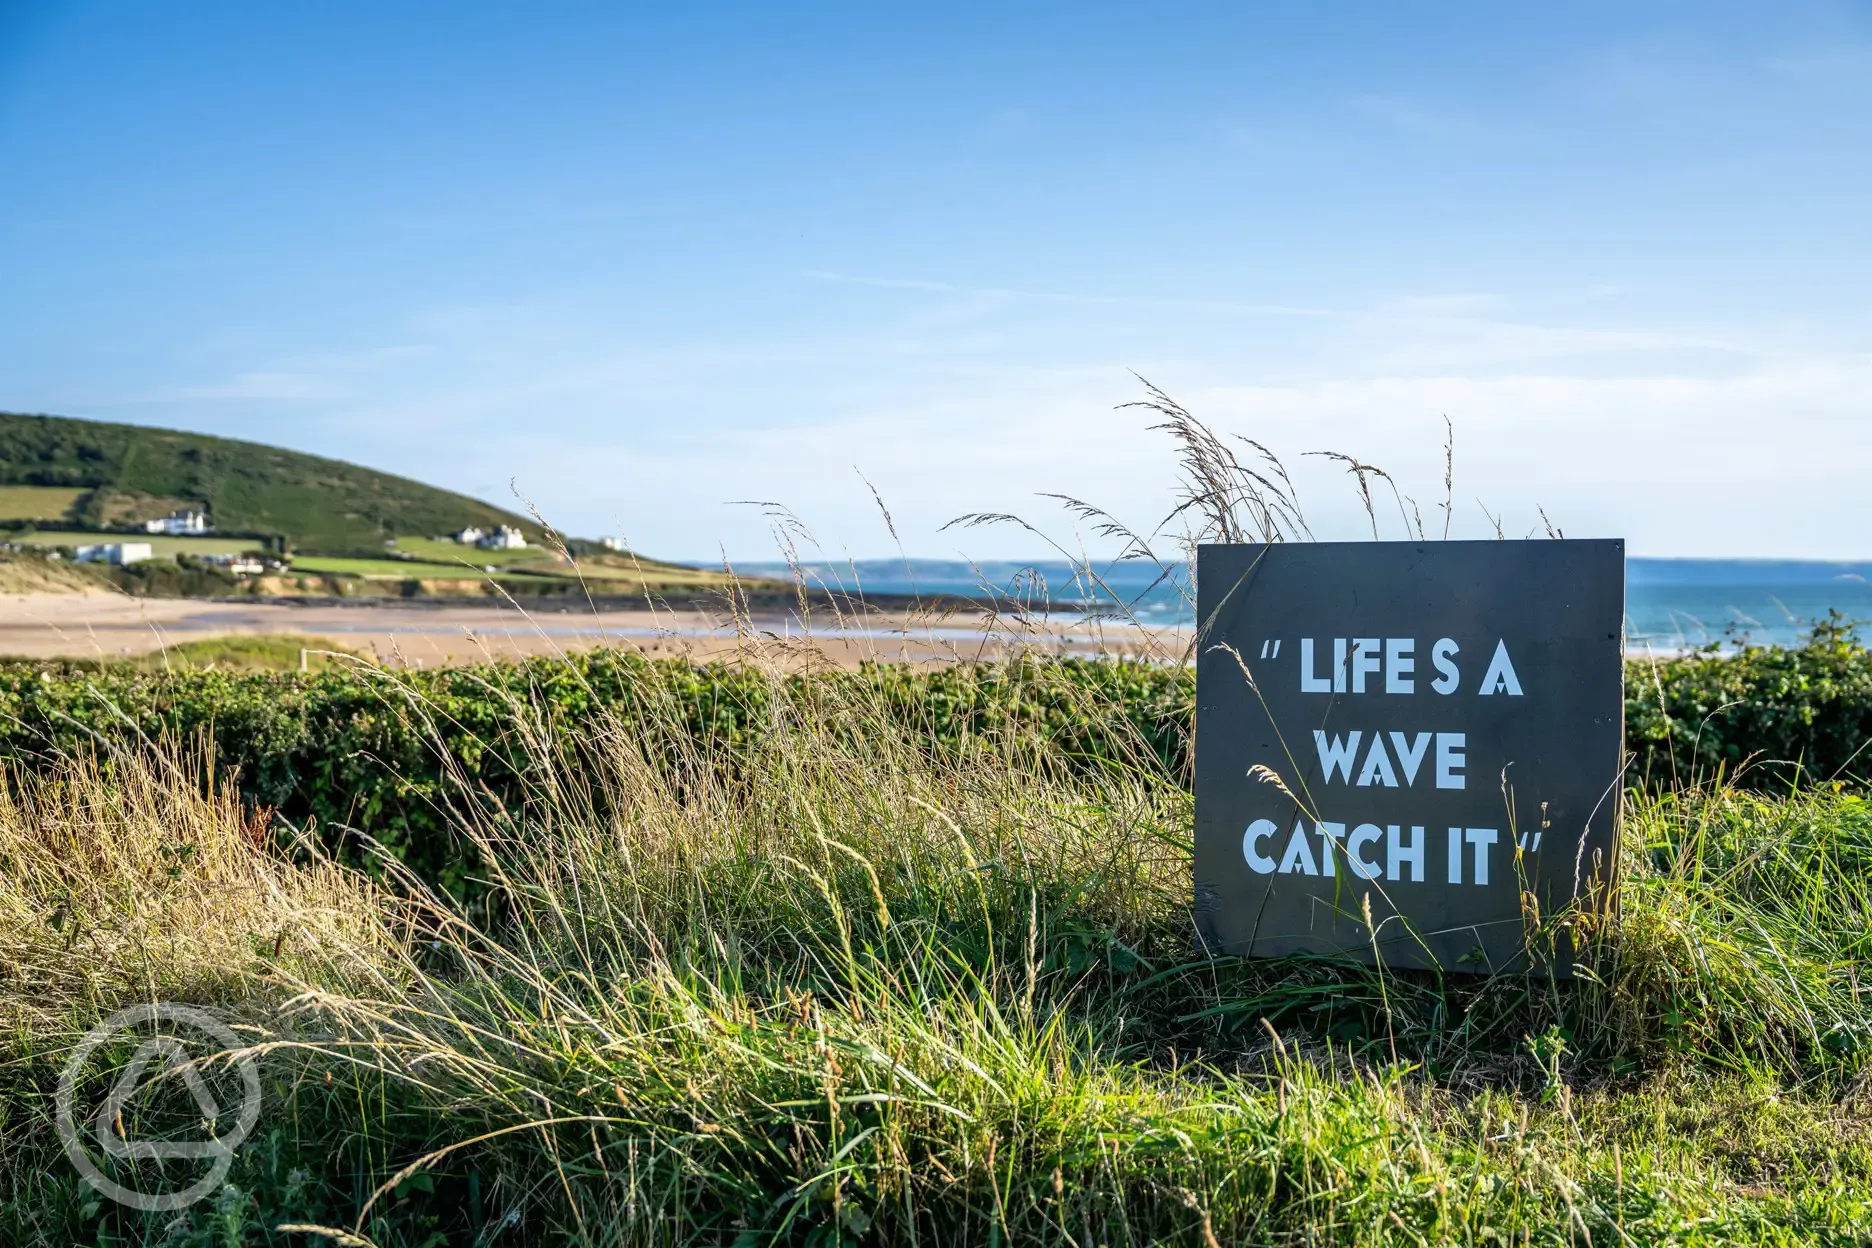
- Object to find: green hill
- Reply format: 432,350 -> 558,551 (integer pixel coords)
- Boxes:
0,411 -> 541,554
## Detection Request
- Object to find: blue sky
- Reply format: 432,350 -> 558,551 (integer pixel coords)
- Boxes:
2,2 -> 1868,559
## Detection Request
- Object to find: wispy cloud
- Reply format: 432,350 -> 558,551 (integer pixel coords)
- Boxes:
37,285 -> 1872,563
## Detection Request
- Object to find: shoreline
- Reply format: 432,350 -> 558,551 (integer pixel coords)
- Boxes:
0,590 -> 1725,667
0,591 -> 1185,667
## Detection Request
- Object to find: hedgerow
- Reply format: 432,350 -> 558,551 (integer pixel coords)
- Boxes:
1625,614 -> 1872,787
1,617 -> 1866,899
0,653 -> 1191,898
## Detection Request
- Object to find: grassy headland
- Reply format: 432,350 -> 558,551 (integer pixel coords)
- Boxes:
0,413 -> 542,553
0,413 -> 760,604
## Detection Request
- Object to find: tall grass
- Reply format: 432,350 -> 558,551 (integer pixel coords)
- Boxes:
0,645 -> 1864,1245
0,745 -> 385,1029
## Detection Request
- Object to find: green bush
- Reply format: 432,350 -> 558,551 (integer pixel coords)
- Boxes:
2,618 -> 1868,900
1626,614 -> 1872,787
0,653 -> 1193,899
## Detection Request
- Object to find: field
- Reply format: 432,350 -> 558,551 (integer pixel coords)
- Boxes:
99,632 -> 363,671
4,528 -> 265,557
0,531 -> 745,606
390,536 -> 735,585
288,541 -> 743,591
0,623 -> 1866,1246
0,485 -> 86,522
0,533 -> 734,600
286,554 -> 536,579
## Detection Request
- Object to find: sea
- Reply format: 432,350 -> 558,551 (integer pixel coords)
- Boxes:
722,557 -> 1872,652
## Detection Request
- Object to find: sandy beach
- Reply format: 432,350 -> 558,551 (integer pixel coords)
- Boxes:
0,591 -> 1182,667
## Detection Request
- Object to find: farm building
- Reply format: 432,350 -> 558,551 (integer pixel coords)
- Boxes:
75,542 -> 153,565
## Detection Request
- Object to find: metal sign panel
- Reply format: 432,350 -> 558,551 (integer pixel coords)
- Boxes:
1193,540 -> 1625,974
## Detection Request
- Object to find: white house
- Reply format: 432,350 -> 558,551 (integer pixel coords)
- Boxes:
76,542 -> 153,565
199,552 -> 267,575
145,508 -> 209,535
478,525 -> 528,550
598,536 -> 624,551
452,526 -> 486,545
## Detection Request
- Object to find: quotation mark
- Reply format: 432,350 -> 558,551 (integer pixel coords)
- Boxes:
1258,639 -> 1283,659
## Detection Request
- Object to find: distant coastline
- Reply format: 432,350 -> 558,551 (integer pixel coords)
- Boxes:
708,556 -> 1872,651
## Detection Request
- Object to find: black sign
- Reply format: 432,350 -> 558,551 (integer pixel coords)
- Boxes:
1193,540 -> 1624,974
